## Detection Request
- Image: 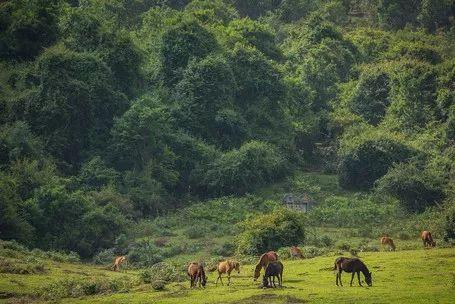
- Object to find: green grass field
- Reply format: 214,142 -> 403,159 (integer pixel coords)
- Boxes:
2,248 -> 454,304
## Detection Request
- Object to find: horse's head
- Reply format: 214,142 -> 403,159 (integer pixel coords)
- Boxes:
253,263 -> 262,281
365,272 -> 372,286
431,240 -> 436,247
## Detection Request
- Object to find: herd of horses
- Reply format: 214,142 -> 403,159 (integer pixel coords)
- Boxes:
111,230 -> 437,289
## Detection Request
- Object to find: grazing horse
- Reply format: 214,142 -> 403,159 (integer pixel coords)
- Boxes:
421,231 -> 436,248
334,257 -> 372,287
290,246 -> 303,258
112,256 -> 127,272
254,251 -> 278,281
216,260 -> 240,286
262,261 -> 283,288
188,262 -> 207,288
380,236 -> 396,251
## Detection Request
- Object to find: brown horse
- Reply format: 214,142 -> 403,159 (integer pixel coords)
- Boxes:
112,256 -> 127,272
290,246 -> 303,258
334,257 -> 372,287
380,236 -> 396,251
254,251 -> 278,281
421,231 -> 436,248
216,260 -> 240,286
188,262 -> 207,288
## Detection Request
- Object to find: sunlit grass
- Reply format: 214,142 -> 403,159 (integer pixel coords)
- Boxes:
1,248 -> 453,304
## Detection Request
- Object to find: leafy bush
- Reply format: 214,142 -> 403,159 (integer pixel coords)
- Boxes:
151,280 -> 166,291
309,196 -> 399,227
92,248 -> 116,265
376,162 -> 445,212
338,139 -> 418,190
128,239 -> 164,267
139,262 -> 181,284
237,209 -> 305,255
204,141 -> 289,195
300,246 -> 326,259
442,202 -> 455,242
38,277 -> 134,300
349,68 -> 391,126
211,242 -> 236,257
184,226 -> 208,239
0,259 -> 46,274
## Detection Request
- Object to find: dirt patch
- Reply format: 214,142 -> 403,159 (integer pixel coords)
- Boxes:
237,294 -> 306,304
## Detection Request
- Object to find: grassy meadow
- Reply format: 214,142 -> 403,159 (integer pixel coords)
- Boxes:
1,243 -> 454,304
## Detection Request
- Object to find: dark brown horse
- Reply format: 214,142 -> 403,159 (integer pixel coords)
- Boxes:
262,261 -> 283,288
254,251 -> 278,281
421,231 -> 436,248
334,257 -> 372,287
187,262 -> 207,288
380,236 -> 396,251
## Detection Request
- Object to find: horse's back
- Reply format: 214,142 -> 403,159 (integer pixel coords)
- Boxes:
421,230 -> 432,240
217,261 -> 228,273
188,262 -> 199,276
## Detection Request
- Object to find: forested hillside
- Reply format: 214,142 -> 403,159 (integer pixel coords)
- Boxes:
1,0 -> 454,261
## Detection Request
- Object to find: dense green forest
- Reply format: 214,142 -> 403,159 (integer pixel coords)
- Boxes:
0,0 -> 454,261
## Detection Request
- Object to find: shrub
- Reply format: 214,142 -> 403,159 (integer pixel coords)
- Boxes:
349,68 -> 391,126
184,226 -> 208,239
92,248 -> 116,265
204,141 -> 289,195
128,239 -> 163,267
338,139 -> 418,190
38,277 -> 134,300
211,242 -> 236,257
442,203 -> 455,242
335,240 -> 351,251
236,209 -> 305,255
376,162 -> 445,212
309,196 -> 398,227
139,262 -> 181,284
0,259 -> 46,274
151,280 -> 166,291
300,246 -> 326,259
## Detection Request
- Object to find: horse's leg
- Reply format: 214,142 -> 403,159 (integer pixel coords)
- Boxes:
357,272 -> 362,286
350,272 -> 355,286
335,272 -> 338,286
216,273 -> 220,286
272,276 -> 276,287
339,271 -> 343,287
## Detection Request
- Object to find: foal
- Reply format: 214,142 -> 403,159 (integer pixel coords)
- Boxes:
262,261 -> 283,288
334,257 -> 372,287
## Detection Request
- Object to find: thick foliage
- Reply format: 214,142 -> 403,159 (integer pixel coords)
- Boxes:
338,139 -> 418,190
204,141 -> 288,195
237,209 -> 305,255
376,162 -> 445,212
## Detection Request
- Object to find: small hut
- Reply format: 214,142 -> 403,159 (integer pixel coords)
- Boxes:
282,193 -> 316,212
